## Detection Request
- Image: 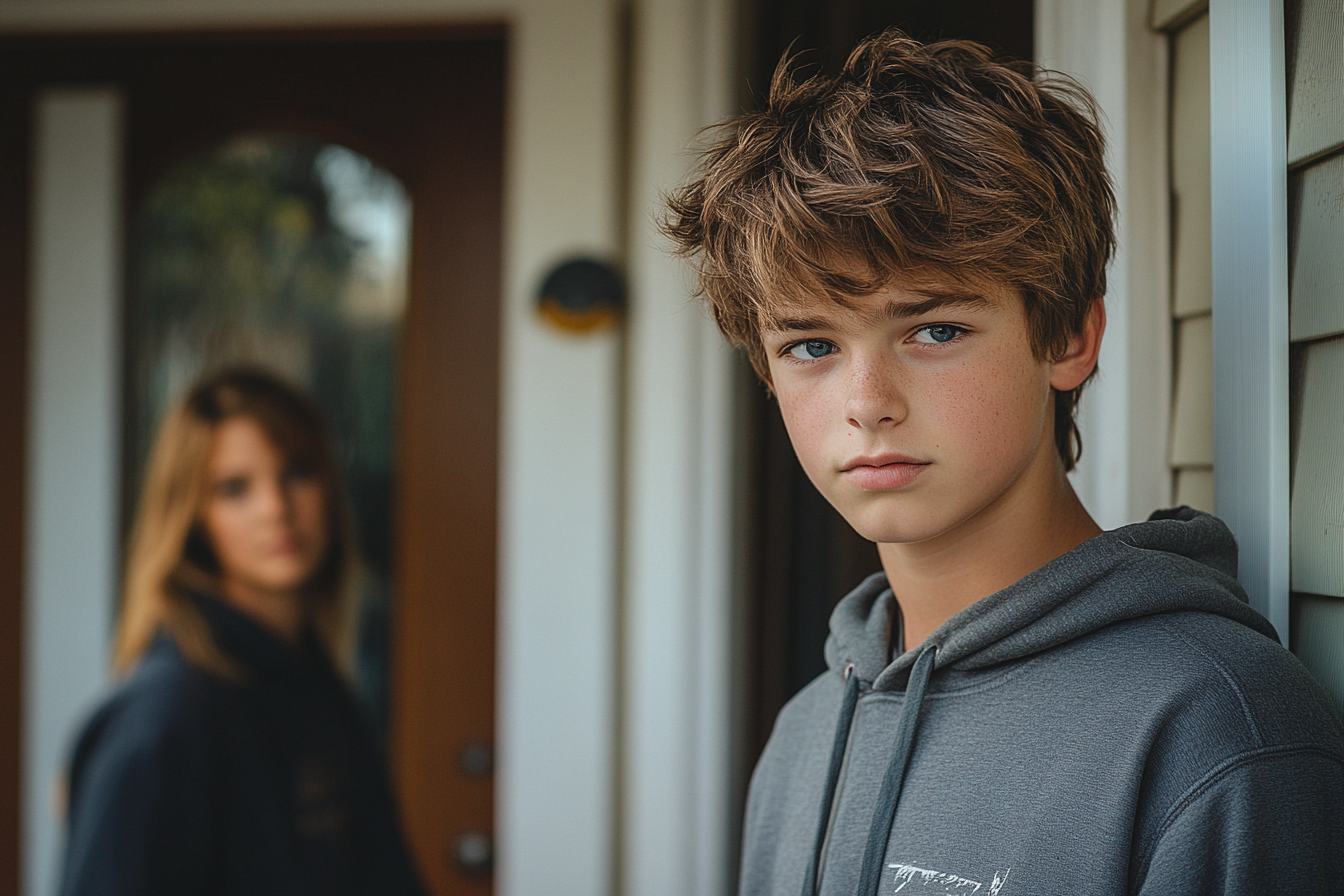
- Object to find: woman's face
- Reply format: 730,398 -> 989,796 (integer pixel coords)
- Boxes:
201,415 -> 330,599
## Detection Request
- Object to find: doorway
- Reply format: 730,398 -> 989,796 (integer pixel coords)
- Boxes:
0,27 -> 503,896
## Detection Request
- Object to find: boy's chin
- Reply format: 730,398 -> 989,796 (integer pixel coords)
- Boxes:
839,500 -> 968,546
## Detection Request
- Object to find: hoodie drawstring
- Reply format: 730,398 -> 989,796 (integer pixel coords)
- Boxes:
801,644 -> 938,896
856,642 -> 938,896
800,664 -> 861,896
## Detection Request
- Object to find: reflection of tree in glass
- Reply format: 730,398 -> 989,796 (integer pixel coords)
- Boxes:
127,136 -> 411,744
137,139 -> 355,326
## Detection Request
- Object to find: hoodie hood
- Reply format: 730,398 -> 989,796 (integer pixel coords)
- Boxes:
824,507 -> 1278,691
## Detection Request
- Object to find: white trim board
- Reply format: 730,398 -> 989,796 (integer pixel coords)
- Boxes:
0,0 -> 503,31
622,1 -> 738,892
25,88 -> 123,896
1208,0 -> 1290,640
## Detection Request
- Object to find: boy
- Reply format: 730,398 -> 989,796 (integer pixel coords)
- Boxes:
664,30 -> 1344,895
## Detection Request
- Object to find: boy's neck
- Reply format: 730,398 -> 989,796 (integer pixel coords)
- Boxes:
879,450 -> 1101,655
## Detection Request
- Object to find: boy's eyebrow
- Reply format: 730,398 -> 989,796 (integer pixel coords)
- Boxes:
767,313 -> 838,333
765,291 -> 997,333
873,292 -> 997,322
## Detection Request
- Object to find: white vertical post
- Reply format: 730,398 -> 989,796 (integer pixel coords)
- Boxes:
1208,0 -> 1290,639
623,0 -> 736,893
495,4 -> 624,895
25,88 -> 123,896
692,4 -> 737,891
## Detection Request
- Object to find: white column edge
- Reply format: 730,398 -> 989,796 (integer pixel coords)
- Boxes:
623,0 -> 738,892
1208,0 -> 1290,639
24,87 -> 124,896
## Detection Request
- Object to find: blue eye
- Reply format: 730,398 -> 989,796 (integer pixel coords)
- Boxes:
787,340 -> 837,360
913,324 -> 965,345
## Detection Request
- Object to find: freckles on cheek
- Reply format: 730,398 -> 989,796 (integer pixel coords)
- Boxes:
935,380 -> 997,453
776,390 -> 831,471
935,354 -> 1043,456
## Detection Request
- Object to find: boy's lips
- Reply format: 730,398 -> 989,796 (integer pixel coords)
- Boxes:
841,453 -> 930,490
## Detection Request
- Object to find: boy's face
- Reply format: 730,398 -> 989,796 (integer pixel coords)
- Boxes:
761,277 -> 1089,546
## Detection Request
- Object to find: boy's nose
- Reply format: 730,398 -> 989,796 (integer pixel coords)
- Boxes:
844,360 -> 907,430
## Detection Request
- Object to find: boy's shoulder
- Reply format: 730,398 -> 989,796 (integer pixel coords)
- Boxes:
1093,610 -> 1344,887
1036,607 -> 1344,836
1116,607 -> 1343,747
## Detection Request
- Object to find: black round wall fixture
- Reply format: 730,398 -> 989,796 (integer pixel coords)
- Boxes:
536,257 -> 624,333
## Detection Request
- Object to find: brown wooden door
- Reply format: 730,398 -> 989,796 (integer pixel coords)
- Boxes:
0,28 -> 503,896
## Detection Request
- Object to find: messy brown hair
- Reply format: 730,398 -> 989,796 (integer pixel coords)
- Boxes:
662,29 -> 1116,470
115,367 -> 359,679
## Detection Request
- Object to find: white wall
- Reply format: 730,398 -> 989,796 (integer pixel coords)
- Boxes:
25,89 -> 123,896
1036,0 -> 1173,529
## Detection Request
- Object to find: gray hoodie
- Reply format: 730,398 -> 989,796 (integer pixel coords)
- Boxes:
740,509 -> 1344,895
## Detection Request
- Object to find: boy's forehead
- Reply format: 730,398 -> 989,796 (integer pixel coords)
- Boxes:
759,275 -> 1016,332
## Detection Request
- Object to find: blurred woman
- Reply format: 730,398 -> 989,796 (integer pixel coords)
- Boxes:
60,368 -> 425,896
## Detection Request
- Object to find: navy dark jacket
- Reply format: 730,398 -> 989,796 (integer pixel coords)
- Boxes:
60,597 -> 426,896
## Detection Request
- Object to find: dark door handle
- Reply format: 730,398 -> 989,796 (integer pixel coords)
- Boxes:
454,830 -> 493,877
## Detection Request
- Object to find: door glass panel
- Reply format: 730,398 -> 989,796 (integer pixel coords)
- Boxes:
126,135 -> 411,742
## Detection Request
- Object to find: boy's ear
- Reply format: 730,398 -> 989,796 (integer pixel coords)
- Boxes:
1049,297 -> 1106,392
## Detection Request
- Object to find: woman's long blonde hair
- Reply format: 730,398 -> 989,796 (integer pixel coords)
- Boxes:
115,367 -> 359,678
